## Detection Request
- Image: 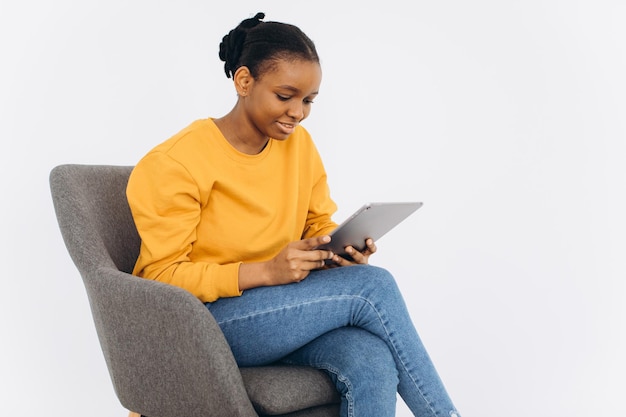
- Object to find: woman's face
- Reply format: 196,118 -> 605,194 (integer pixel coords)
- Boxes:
243,58 -> 322,141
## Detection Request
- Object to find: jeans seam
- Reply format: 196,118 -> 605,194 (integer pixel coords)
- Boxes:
283,359 -> 354,417
214,297 -> 347,325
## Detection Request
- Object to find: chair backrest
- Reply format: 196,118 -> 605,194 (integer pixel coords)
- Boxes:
50,165 -> 262,417
50,164 -> 140,277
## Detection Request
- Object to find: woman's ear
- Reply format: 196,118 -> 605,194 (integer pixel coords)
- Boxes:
233,66 -> 253,97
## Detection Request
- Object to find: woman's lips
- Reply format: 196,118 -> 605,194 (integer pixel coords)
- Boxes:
277,121 -> 296,135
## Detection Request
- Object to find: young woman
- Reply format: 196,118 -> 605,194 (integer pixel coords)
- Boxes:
127,12 -> 461,417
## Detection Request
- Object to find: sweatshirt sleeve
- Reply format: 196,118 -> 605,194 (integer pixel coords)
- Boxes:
126,151 -> 242,302
301,141 -> 338,239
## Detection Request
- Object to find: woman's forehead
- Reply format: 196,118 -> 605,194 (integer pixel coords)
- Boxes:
258,59 -> 322,91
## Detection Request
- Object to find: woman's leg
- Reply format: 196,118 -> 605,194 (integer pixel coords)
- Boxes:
281,326 -> 399,417
206,264 -> 460,417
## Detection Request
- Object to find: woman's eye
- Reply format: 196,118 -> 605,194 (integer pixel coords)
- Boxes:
276,94 -> 290,101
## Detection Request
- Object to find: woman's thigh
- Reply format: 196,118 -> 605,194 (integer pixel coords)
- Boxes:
205,264 -> 405,366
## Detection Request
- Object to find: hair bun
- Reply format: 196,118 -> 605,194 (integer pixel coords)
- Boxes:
243,12 -> 265,28
219,12 -> 265,78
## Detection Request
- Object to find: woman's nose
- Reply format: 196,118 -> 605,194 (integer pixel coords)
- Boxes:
287,101 -> 304,120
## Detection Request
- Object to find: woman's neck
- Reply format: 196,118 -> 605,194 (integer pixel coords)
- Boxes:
214,109 -> 269,155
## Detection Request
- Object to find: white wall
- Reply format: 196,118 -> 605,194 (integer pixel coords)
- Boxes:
1,1 -> 624,416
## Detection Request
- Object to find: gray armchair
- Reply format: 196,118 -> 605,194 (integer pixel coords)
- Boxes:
49,164 -> 340,417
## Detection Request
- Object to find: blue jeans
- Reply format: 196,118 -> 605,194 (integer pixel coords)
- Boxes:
205,265 -> 460,417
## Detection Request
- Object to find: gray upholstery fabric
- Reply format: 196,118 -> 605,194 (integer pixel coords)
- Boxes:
50,164 -> 339,417
241,366 -> 339,415
272,404 -> 341,417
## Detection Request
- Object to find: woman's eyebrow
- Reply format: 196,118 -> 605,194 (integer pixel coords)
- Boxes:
277,85 -> 300,92
277,85 -> 319,96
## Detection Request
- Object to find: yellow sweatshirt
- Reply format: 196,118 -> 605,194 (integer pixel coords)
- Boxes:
126,118 -> 337,302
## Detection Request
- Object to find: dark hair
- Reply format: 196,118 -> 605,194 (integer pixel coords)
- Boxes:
219,12 -> 319,79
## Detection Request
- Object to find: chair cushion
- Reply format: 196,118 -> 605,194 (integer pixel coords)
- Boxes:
240,365 -> 340,415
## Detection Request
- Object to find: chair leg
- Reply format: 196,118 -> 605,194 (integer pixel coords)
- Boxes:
128,412 -> 141,417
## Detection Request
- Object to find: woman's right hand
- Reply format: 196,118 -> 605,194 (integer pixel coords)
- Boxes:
266,235 -> 335,284
238,236 -> 335,290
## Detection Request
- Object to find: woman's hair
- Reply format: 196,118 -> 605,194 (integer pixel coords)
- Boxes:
219,12 -> 319,79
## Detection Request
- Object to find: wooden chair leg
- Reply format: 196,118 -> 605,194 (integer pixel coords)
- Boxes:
128,412 -> 141,417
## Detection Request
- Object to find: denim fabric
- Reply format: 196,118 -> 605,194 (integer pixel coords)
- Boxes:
282,326 -> 399,416
206,265 -> 460,417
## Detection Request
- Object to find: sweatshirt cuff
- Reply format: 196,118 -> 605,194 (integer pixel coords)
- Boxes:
212,262 -> 244,299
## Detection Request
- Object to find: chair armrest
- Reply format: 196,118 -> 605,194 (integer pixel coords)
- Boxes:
85,266 -> 258,417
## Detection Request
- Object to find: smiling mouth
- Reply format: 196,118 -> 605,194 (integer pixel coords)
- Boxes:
276,121 -> 297,135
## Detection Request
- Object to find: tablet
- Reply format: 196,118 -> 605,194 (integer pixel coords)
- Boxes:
320,202 -> 423,259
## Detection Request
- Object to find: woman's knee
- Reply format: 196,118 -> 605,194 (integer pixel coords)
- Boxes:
348,265 -> 404,306
344,265 -> 397,289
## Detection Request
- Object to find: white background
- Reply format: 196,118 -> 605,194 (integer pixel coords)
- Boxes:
1,1 -> 624,416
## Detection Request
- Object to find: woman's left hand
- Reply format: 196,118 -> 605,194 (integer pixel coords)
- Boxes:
331,238 -> 377,266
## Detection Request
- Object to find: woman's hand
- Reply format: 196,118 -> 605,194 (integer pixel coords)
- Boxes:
239,236 -> 334,290
331,238 -> 377,267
